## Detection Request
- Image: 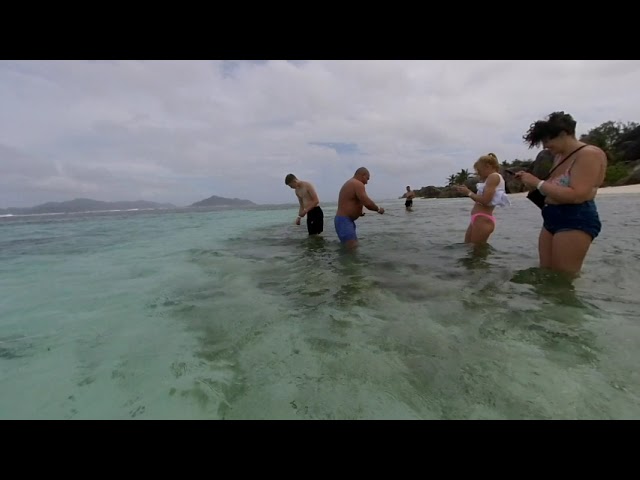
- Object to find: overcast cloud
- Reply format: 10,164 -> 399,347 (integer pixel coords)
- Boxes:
1,60 -> 639,207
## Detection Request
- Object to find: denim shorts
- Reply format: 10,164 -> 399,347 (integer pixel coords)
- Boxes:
541,200 -> 602,239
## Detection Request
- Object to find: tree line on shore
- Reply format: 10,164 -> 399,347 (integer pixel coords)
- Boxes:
415,119 -> 640,198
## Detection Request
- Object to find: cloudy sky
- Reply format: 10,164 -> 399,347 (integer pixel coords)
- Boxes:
1,60 -> 639,207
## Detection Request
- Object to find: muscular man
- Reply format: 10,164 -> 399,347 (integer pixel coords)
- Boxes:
285,173 -> 324,235
334,167 -> 385,249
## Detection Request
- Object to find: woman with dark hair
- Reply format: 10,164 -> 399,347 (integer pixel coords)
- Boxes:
515,111 -> 607,276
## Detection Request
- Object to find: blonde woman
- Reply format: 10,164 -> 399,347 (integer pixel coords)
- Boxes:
456,153 -> 510,244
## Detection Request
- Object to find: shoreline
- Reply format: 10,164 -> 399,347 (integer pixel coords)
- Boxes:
506,184 -> 640,198
417,184 -> 640,200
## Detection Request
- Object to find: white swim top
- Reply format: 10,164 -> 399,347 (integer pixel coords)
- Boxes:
476,173 -> 511,207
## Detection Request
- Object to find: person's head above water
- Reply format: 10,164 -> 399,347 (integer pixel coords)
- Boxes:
522,111 -> 579,155
473,153 -> 500,179
353,167 -> 370,185
284,173 -> 300,189
406,185 -> 411,191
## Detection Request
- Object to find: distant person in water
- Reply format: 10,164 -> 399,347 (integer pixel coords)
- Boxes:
400,186 -> 415,210
284,174 -> 323,236
456,153 -> 510,244
335,167 -> 385,249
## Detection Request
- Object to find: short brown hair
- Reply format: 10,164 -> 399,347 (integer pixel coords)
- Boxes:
285,173 -> 297,185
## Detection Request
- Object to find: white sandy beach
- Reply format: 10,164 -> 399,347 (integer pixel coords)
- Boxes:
506,184 -> 640,198
594,184 -> 640,195
415,184 -> 640,201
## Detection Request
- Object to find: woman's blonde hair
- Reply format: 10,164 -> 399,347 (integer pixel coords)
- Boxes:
474,152 -> 499,171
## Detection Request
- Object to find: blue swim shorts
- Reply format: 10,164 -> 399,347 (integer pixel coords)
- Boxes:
334,216 -> 357,243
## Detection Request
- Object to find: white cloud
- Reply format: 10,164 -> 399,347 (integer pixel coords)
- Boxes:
1,60 -> 639,207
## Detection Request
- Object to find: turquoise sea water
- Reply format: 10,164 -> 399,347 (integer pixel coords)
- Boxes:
1,193 -> 639,419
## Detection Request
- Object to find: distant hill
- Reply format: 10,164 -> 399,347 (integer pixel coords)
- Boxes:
190,195 -> 256,208
0,198 -> 176,215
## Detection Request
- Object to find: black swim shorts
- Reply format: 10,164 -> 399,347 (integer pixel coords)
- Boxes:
306,206 -> 324,235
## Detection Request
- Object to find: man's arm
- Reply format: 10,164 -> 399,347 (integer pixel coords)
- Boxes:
354,182 -> 381,212
297,195 -> 305,217
301,182 -> 320,216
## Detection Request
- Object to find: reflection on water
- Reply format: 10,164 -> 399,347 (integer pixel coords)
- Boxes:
456,242 -> 494,271
193,214 -> 635,419
511,266 -> 591,310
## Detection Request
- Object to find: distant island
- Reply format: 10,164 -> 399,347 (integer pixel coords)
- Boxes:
0,198 -> 177,215
190,195 -> 256,208
0,195 -> 258,215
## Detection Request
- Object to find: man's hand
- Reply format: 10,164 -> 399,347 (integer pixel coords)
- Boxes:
378,207 -> 385,214
295,216 -> 301,225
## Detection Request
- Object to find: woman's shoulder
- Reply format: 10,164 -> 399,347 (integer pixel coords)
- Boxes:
577,144 -> 607,163
583,143 -> 607,157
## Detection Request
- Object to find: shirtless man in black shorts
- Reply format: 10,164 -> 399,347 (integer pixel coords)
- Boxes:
401,185 -> 415,210
285,173 -> 324,235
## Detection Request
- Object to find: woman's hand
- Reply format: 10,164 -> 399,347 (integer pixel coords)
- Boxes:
514,171 -> 540,189
455,185 -> 471,195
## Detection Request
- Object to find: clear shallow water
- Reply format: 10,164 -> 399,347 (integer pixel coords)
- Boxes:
1,196 -> 639,419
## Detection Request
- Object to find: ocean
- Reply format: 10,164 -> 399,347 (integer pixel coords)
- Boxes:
1,193 -> 639,419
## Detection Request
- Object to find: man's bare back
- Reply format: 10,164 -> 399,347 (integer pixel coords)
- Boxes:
294,181 -> 318,213
336,169 -> 384,219
337,179 -> 370,220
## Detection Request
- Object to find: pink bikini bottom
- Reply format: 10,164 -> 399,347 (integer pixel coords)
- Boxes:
470,212 -> 496,225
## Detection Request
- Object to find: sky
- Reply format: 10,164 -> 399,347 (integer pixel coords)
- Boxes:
1,60 -> 639,208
